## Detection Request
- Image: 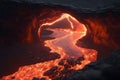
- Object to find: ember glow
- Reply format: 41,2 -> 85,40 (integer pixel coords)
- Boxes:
2,13 -> 97,80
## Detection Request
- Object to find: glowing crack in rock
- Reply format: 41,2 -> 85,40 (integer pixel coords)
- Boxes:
2,13 -> 97,80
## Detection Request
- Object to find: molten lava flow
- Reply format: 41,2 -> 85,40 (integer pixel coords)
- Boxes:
2,13 -> 97,80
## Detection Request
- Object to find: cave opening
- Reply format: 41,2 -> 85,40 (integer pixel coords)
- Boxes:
0,1 -> 120,80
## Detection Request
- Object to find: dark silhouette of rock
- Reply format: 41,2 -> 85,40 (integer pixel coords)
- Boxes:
33,77 -> 40,80
54,50 -> 120,80
44,66 -> 58,76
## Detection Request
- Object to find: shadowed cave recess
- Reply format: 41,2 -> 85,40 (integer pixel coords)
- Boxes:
0,1 -> 120,80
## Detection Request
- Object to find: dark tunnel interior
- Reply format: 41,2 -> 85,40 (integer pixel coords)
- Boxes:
0,1 -> 120,79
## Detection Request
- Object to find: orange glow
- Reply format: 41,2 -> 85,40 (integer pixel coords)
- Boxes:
86,19 -> 109,45
2,13 -> 97,80
85,17 -> 120,51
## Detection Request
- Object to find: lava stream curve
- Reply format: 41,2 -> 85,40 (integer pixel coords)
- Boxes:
2,13 -> 97,80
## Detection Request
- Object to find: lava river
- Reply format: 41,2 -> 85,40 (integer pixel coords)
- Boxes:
2,13 -> 97,80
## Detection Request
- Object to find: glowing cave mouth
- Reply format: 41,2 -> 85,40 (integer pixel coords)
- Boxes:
39,13 -> 97,62
2,13 -> 97,80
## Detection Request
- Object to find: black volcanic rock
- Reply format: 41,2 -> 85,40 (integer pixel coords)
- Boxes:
55,50 -> 120,80
2,0 -> 120,13
44,66 -> 58,76
102,65 -> 120,80
33,77 -> 40,80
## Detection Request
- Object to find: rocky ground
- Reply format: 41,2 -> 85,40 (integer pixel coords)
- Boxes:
33,50 -> 120,80
58,50 -> 120,80
9,0 -> 120,13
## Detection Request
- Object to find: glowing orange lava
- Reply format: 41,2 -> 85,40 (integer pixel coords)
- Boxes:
2,13 -> 97,80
